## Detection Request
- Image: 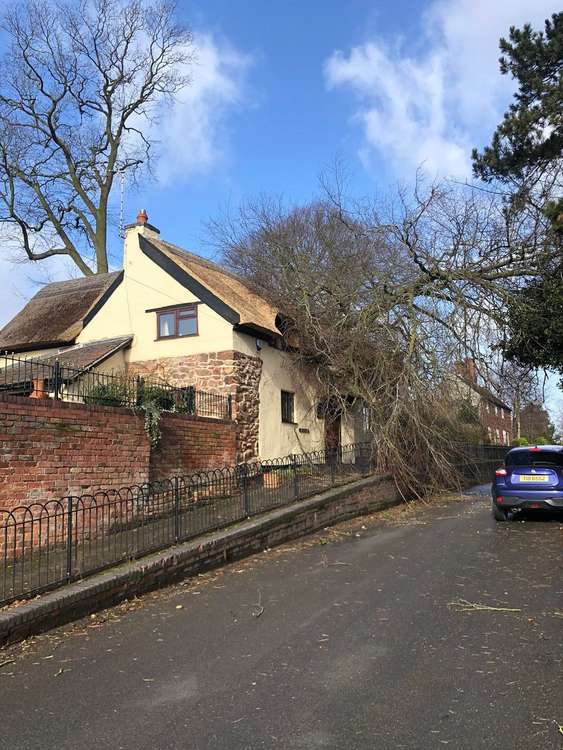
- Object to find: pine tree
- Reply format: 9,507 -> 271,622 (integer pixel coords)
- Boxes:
473,14 -> 563,375
472,13 -> 563,190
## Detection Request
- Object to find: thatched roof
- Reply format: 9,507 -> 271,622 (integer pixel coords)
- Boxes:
149,239 -> 281,337
0,272 -> 123,353
0,336 -> 132,388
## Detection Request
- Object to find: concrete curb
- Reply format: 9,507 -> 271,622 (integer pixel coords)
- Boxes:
0,473 -> 400,647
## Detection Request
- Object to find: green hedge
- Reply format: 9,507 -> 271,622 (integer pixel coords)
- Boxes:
84,382 -> 129,407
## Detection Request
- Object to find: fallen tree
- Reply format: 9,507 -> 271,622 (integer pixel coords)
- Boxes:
212,178 -> 557,494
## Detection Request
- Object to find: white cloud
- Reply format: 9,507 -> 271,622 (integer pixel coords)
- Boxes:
152,32 -> 251,185
0,30 -> 251,328
325,0 -> 558,179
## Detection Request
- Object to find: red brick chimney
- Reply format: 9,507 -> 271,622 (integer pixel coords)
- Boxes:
455,358 -> 477,383
29,377 -> 49,399
136,208 -> 148,226
124,209 -> 159,268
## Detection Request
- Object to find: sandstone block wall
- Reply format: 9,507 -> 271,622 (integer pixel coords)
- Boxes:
129,349 -> 262,461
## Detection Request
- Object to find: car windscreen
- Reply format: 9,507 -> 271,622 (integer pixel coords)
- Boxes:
506,451 -> 563,468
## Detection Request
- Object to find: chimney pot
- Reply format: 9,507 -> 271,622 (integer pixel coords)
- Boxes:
455,357 -> 477,383
29,377 -> 49,400
136,208 -> 148,226
124,209 -> 159,266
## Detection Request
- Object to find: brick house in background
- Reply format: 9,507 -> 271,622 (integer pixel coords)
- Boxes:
454,359 -> 512,445
0,210 -> 368,461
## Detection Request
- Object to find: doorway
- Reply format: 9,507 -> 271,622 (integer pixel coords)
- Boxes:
324,413 -> 341,452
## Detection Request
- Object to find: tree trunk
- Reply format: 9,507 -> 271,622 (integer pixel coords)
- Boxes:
95,205 -> 109,274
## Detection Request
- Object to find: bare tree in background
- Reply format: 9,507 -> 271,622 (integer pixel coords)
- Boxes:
491,361 -> 541,441
0,0 -> 193,275
555,406 -> 563,443
213,179 -> 554,492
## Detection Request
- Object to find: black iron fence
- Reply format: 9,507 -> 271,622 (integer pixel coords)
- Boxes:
450,442 -> 509,480
0,443 -> 374,605
0,442 -> 509,607
0,352 -> 232,420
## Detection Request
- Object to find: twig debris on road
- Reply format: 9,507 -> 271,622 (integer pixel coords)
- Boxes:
252,590 -> 264,618
448,599 -> 522,614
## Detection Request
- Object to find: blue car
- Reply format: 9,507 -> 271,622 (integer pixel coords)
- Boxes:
492,445 -> 563,521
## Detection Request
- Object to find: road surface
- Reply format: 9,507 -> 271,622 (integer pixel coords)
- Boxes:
1,487 -> 562,750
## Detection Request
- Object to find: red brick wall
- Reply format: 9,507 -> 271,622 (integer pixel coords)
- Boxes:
0,396 -> 236,510
480,400 -> 512,445
150,413 -> 236,481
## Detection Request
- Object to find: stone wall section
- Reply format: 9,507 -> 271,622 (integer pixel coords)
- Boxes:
128,351 -> 237,397
232,352 -> 262,461
128,349 -> 262,461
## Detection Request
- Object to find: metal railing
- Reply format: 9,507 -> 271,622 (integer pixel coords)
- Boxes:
0,442 -> 509,607
0,443 -> 374,605
0,352 -> 232,420
451,442 -> 509,481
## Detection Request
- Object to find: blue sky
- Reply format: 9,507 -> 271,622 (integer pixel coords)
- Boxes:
3,0 -> 559,279
125,0 -> 421,256
122,0 -> 558,252
0,0 -> 561,417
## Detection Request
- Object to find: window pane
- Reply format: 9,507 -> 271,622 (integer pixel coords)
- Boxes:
178,315 -> 197,336
507,450 -> 563,468
159,313 -> 175,337
281,391 -> 294,423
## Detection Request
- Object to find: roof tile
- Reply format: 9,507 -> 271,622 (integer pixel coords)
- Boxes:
0,336 -> 132,387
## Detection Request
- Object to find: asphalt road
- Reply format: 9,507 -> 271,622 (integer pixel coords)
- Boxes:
1,487 -> 562,750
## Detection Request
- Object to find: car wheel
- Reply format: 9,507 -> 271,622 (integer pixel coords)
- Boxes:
492,503 -> 508,522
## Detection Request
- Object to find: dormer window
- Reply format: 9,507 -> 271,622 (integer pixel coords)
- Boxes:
155,304 -> 198,339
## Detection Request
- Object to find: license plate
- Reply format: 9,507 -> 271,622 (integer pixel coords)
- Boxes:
519,475 -> 549,482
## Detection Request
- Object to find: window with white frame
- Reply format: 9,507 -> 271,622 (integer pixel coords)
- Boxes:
154,304 -> 198,339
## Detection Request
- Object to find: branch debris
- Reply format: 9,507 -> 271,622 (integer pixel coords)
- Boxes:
252,590 -> 264,618
448,599 -> 522,614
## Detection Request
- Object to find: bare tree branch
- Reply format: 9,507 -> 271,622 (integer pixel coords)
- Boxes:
0,0 -> 194,274
211,177 -> 560,492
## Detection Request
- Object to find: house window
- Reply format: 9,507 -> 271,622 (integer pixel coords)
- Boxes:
281,390 -> 295,423
156,305 -> 198,339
